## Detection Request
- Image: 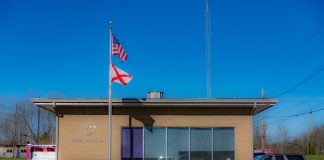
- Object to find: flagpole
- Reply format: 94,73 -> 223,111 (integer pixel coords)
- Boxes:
108,21 -> 113,160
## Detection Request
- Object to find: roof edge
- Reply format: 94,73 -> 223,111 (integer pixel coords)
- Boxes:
32,98 -> 278,115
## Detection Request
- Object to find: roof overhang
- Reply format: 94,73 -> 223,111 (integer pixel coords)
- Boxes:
32,98 -> 278,116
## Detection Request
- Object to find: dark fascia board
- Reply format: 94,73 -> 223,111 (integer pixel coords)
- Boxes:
31,98 -> 278,115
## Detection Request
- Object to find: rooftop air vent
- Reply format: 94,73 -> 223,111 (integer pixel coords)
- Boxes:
147,91 -> 163,99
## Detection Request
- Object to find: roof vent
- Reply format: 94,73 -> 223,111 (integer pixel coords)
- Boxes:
147,91 -> 163,99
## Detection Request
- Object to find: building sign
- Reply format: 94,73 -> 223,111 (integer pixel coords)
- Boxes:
72,123 -> 106,144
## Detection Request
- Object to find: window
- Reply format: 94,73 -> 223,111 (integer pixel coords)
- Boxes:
286,155 -> 305,160
213,128 -> 235,160
34,147 -> 43,151
190,128 -> 212,160
167,128 -> 189,160
275,156 -> 284,160
144,127 -> 166,160
121,127 -> 143,160
121,127 -> 235,160
21,149 -> 26,153
263,156 -> 272,160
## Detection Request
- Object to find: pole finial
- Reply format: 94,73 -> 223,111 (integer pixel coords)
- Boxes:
109,21 -> 112,30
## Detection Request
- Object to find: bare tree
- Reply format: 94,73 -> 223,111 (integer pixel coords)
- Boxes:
0,105 -> 25,158
0,93 -> 57,145
286,138 -> 304,154
0,115 -> 16,144
15,98 -> 55,144
309,125 -> 324,154
277,123 -> 288,153
39,107 -> 55,144
254,124 -> 262,148
15,99 -> 38,143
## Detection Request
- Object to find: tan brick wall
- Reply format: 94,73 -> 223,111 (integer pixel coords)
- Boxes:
58,115 -> 108,160
58,115 -> 252,160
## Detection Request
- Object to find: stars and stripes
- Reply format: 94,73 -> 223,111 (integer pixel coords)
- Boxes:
112,34 -> 128,62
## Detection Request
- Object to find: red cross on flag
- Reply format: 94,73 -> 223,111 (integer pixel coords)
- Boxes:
111,64 -> 133,85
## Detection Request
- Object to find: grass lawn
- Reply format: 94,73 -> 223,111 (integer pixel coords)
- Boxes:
307,155 -> 324,160
0,158 -> 24,160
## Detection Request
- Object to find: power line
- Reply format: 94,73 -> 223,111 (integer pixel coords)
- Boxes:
297,100 -> 324,115
260,104 -> 323,128
274,62 -> 324,98
276,77 -> 324,112
256,105 -> 323,135
265,117 -> 294,127
265,106 -> 324,119
265,22 -> 324,86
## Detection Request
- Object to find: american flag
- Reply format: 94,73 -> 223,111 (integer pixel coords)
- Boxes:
112,34 -> 128,62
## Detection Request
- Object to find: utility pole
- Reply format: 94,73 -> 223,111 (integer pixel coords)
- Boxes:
13,105 -> 17,158
37,106 -> 40,144
261,112 -> 267,150
307,112 -> 311,155
261,88 -> 266,151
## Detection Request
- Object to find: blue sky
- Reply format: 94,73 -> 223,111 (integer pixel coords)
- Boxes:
1,0 -> 324,140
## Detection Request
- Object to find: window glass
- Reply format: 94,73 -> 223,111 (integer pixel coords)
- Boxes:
276,156 -> 284,160
254,155 -> 266,160
263,156 -> 272,160
286,155 -> 304,160
144,127 -> 166,160
190,128 -> 212,160
121,127 -> 143,160
213,128 -> 235,160
122,127 -> 235,160
167,128 -> 189,160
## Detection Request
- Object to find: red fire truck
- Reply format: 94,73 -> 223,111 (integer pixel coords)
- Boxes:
26,145 -> 56,160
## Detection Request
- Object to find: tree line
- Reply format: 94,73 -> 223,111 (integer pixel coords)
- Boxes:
0,95 -> 56,146
254,122 -> 324,155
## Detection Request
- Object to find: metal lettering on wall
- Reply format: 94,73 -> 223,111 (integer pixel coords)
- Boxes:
72,124 -> 106,144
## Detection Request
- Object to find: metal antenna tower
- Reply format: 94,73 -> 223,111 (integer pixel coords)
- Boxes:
205,0 -> 212,98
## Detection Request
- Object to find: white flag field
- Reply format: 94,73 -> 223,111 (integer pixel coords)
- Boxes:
111,64 -> 133,85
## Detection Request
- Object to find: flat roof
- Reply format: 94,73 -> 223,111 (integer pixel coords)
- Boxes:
32,98 -> 278,115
